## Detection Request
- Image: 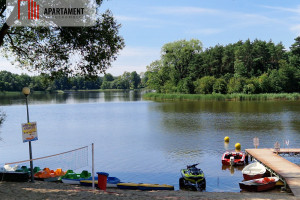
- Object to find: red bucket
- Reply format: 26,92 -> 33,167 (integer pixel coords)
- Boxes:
96,172 -> 109,191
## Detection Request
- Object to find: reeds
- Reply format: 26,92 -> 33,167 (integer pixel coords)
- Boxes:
143,93 -> 300,101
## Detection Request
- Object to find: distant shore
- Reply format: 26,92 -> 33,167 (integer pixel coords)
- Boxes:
143,92 -> 300,101
0,181 -> 297,200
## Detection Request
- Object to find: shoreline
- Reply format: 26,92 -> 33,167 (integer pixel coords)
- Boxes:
0,181 -> 297,200
143,92 -> 300,101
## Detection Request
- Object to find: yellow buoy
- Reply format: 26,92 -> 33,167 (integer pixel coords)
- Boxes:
235,143 -> 241,150
224,136 -> 230,142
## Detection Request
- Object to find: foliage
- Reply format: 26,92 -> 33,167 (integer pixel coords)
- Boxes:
194,76 -> 216,94
227,77 -> 246,94
0,70 -> 142,91
161,39 -> 203,84
213,78 -> 227,94
0,0 -> 125,78
145,38 -> 300,94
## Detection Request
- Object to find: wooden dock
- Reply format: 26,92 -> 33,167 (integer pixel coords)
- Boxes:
245,148 -> 300,197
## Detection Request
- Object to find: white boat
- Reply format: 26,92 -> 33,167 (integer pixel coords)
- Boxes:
242,162 -> 266,181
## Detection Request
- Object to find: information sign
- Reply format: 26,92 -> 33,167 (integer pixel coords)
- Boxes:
22,122 -> 38,143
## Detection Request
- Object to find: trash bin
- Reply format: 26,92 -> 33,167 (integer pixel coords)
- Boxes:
97,172 -> 109,191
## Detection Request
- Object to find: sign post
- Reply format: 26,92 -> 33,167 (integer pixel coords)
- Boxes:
253,137 -> 259,149
274,141 -> 280,154
22,87 -> 36,182
285,139 -> 289,153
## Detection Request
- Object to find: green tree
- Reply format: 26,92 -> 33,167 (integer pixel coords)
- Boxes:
268,69 -> 287,93
0,0 -> 125,78
161,39 -> 203,84
130,71 -> 141,89
146,60 -> 165,92
234,60 -> 248,77
103,73 -> 114,82
120,72 -> 131,89
289,36 -> 300,69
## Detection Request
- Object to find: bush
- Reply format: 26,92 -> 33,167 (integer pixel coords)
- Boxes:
162,81 -> 177,93
213,78 -> 227,94
243,84 -> 256,94
177,77 -> 194,94
258,73 -> 271,93
194,76 -> 216,94
227,77 -> 246,93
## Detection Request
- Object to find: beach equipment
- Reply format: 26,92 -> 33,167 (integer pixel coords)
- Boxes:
239,177 -> 279,192
61,170 -> 91,184
117,183 -> 174,191
179,163 -> 206,191
242,162 -> 266,181
222,151 -> 245,166
80,176 -> 121,188
0,165 -> 29,182
34,168 -> 66,181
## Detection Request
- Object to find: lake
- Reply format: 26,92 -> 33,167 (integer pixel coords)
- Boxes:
0,91 -> 299,192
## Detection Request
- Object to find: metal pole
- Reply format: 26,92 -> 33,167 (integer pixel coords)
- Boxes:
92,143 -> 95,190
25,95 -> 34,183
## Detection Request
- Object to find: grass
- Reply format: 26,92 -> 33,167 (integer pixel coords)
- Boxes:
143,92 -> 300,101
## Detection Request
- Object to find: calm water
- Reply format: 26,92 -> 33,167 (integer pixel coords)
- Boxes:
0,91 -> 299,192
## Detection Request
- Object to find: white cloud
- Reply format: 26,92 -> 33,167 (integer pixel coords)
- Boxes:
186,28 -> 223,35
152,6 -> 219,15
262,5 -> 300,15
115,15 -> 151,22
106,46 -> 160,76
0,58 -> 32,75
290,24 -> 300,35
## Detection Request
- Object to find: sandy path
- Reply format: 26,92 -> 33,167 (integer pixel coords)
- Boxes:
0,181 -> 298,200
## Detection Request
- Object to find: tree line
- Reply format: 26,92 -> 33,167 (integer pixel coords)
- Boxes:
144,37 -> 300,94
0,71 -> 143,91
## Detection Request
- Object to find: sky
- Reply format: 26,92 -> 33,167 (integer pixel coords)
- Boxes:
1,0 -> 300,76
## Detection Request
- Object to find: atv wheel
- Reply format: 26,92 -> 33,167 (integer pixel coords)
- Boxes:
201,178 -> 206,190
179,177 -> 185,188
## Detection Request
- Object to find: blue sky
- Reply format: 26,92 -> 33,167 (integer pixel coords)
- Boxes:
1,0 -> 300,76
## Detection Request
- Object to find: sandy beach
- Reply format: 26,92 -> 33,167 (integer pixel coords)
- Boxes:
0,181 -> 298,200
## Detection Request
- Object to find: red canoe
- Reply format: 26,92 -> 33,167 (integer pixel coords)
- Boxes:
221,151 -> 245,166
239,177 -> 279,192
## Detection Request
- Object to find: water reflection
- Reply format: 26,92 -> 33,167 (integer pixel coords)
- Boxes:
150,100 -> 300,150
0,90 -> 144,105
222,165 -> 244,175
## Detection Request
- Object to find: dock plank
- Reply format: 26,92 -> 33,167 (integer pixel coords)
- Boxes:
246,148 -> 300,197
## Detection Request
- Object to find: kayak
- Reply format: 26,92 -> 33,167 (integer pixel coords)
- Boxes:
80,177 -> 121,188
117,183 -> 174,191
